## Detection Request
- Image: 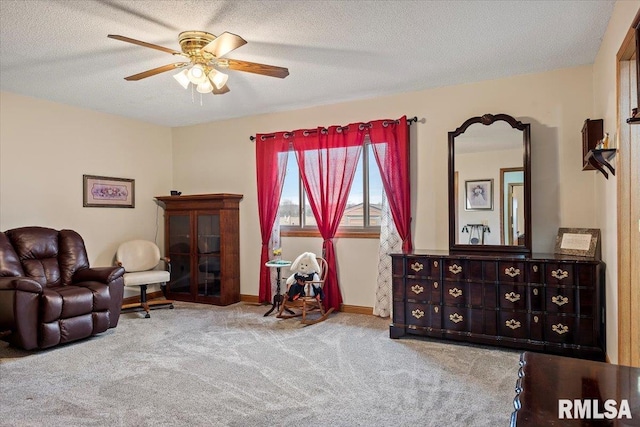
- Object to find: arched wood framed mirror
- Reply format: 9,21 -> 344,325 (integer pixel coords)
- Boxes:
448,113 -> 531,255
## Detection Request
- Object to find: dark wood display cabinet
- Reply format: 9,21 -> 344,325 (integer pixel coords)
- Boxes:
156,193 -> 242,306
390,251 -> 606,361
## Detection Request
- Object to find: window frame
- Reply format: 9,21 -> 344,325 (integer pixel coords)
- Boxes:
280,138 -> 381,238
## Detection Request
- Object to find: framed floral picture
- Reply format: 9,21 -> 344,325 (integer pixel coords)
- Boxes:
465,179 -> 493,210
83,175 -> 135,208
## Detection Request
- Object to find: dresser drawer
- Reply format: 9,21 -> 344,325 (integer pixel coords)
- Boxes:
577,288 -> 595,317
499,311 -> 529,339
443,305 -> 468,332
444,259 -> 466,280
576,264 -> 598,287
529,285 -> 544,311
529,313 -> 543,341
405,302 -> 429,327
443,282 -> 467,305
545,286 -> 576,313
405,302 -> 440,329
498,261 -> 526,283
500,284 -> 527,310
405,256 -> 440,278
546,263 -> 575,285
545,315 -> 576,344
404,278 -> 441,303
469,308 -> 497,335
527,261 -> 543,284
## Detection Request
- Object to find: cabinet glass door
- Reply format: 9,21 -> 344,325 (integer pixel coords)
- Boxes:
197,214 -> 221,298
168,214 -> 191,295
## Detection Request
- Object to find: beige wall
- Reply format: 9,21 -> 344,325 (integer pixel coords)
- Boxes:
0,92 -> 173,297
172,65 -> 597,308
592,0 -> 640,364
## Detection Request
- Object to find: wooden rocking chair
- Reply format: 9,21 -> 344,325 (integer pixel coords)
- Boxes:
277,257 -> 334,325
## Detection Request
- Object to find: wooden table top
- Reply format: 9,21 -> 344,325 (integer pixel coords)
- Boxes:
511,351 -> 640,426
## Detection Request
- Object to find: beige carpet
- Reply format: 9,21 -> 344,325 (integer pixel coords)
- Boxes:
0,302 -> 520,426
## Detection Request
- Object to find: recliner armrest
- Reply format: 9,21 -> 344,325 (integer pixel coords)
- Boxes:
72,266 -> 125,284
0,276 -> 43,293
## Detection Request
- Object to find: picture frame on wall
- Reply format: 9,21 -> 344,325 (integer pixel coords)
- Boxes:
465,179 -> 493,210
83,174 -> 135,208
554,228 -> 600,258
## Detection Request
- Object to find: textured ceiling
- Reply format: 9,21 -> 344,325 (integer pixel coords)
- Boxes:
0,0 -> 615,128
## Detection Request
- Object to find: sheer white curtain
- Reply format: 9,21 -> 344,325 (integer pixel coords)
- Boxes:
373,192 -> 402,317
268,220 -> 281,296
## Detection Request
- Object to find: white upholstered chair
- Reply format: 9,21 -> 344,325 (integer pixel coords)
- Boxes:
116,240 -> 173,318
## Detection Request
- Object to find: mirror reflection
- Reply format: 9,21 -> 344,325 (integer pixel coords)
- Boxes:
449,114 -> 530,253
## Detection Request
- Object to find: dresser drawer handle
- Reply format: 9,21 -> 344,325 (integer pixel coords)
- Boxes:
552,295 -> 569,306
552,323 -> 569,335
410,285 -> 424,295
504,292 -> 521,303
504,267 -> 521,278
533,315 -> 539,323
410,262 -> 424,273
505,319 -> 521,330
411,309 -> 425,319
532,265 -> 538,273
551,269 -> 569,280
434,306 -> 439,313
433,282 -> 439,289
433,260 -> 438,268
448,264 -> 462,274
449,288 -> 463,298
449,313 -> 464,323
533,288 -> 539,296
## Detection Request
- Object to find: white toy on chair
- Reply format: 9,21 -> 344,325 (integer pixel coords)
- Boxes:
285,252 -> 322,301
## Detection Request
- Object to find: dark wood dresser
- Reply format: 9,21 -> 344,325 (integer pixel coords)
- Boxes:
511,351 -> 640,426
390,251 -> 605,361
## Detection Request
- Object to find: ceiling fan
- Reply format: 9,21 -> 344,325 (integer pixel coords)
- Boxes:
108,31 -> 289,95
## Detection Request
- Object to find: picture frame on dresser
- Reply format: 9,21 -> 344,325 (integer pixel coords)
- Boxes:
554,227 -> 600,258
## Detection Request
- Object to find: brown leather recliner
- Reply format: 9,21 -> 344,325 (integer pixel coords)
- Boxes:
0,226 -> 125,350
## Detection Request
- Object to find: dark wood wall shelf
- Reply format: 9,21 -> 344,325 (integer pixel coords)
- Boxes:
581,119 -> 604,171
584,148 -> 617,179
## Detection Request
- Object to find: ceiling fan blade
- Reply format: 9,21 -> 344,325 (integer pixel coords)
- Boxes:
212,84 -> 230,95
224,59 -> 289,78
124,63 -> 188,81
108,34 -> 183,56
202,32 -> 247,58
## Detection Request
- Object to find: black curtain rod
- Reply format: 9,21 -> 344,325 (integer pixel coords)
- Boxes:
249,116 -> 418,141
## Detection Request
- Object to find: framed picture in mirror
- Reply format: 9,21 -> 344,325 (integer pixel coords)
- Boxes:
465,179 -> 493,210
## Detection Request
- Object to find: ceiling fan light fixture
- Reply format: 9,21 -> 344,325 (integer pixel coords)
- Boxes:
187,64 -> 207,84
173,69 -> 190,89
208,69 -> 229,90
196,80 -> 214,94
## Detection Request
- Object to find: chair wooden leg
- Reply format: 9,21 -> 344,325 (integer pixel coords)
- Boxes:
301,305 -> 334,325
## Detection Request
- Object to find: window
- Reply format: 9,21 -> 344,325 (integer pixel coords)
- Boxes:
278,139 -> 383,235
